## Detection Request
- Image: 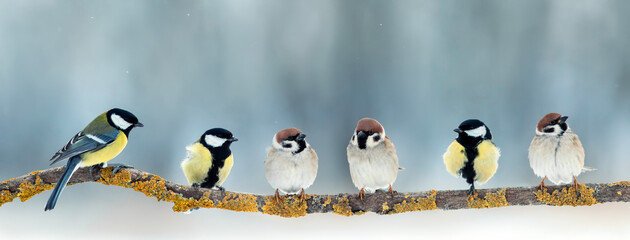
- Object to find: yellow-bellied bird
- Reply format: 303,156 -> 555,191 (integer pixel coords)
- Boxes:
181,128 -> 238,190
529,113 -> 593,190
265,128 -> 318,203
443,119 -> 500,195
45,108 -> 143,211
347,118 -> 400,200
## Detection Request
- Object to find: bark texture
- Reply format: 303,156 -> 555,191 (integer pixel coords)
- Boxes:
1,166 -> 629,217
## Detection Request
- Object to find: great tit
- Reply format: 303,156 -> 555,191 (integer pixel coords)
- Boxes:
265,128 -> 318,203
443,119 -> 500,195
181,128 -> 238,190
529,113 -> 594,190
347,118 -> 400,200
45,108 -> 143,211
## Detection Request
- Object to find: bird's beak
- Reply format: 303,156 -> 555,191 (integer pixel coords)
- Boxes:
453,128 -> 463,133
559,116 -> 568,124
134,123 -> 144,128
296,133 -> 306,141
229,137 -> 238,142
358,131 -> 367,138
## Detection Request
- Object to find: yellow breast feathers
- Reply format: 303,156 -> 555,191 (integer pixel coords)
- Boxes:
443,140 -> 467,177
473,140 -> 500,184
181,142 -> 213,185
81,131 -> 127,166
215,154 -> 234,187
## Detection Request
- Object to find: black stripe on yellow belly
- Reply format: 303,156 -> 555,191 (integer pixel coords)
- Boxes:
200,147 -> 231,188
461,147 -> 478,184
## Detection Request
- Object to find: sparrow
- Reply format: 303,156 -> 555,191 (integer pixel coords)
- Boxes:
45,108 -> 143,211
181,128 -> 238,190
528,113 -> 593,189
347,118 -> 399,200
265,128 -> 318,203
443,119 -> 500,195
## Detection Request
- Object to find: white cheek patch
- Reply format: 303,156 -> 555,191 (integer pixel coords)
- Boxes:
205,134 -> 227,147
537,125 -> 562,136
465,126 -> 486,138
282,141 -> 299,152
366,133 -> 385,148
350,133 -> 358,146
111,113 -> 132,130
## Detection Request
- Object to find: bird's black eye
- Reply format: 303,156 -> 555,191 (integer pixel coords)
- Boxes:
368,131 -> 374,135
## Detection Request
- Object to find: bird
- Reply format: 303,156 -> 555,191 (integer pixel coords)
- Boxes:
181,128 -> 238,190
443,119 -> 500,195
528,113 -> 593,190
45,108 -> 143,211
347,118 -> 399,200
265,128 -> 318,203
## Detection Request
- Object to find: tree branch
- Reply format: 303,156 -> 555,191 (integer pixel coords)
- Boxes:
1,166 -> 629,217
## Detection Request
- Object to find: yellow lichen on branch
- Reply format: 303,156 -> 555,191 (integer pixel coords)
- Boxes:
390,190 -> 438,214
261,196 -> 308,217
535,185 -> 598,206
467,189 -> 509,209
17,176 -> 54,202
0,190 -> 16,207
1,167 -> 629,217
333,197 -> 353,216
172,192 -> 215,212
214,192 -> 259,212
609,181 -> 630,187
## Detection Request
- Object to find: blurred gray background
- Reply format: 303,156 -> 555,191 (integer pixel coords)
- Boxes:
1,0 -> 630,239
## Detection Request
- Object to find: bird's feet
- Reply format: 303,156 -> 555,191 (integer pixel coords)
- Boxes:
537,177 -> 547,191
215,186 -> 226,192
299,188 -> 306,203
467,184 -> 476,196
89,163 -> 107,178
274,189 -> 281,204
108,163 -> 134,174
359,188 -> 365,200
388,184 -> 397,195
573,176 -> 582,191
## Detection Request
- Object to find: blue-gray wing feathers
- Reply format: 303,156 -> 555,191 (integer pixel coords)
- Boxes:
49,131 -> 118,165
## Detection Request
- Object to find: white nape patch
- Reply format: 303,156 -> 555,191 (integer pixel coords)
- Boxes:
111,113 -> 132,130
366,133 -> 385,148
205,134 -> 227,147
86,134 -> 107,144
465,126 -> 486,138
272,134 -> 284,149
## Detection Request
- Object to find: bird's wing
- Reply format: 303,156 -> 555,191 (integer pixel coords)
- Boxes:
49,130 -> 119,165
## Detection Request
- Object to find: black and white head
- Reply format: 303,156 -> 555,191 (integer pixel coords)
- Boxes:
106,108 -> 143,134
200,128 -> 238,149
454,119 -> 492,147
272,128 -> 307,154
536,113 -> 569,136
350,118 -> 386,150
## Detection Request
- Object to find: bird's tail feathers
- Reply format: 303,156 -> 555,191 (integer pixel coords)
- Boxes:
45,156 -> 81,211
